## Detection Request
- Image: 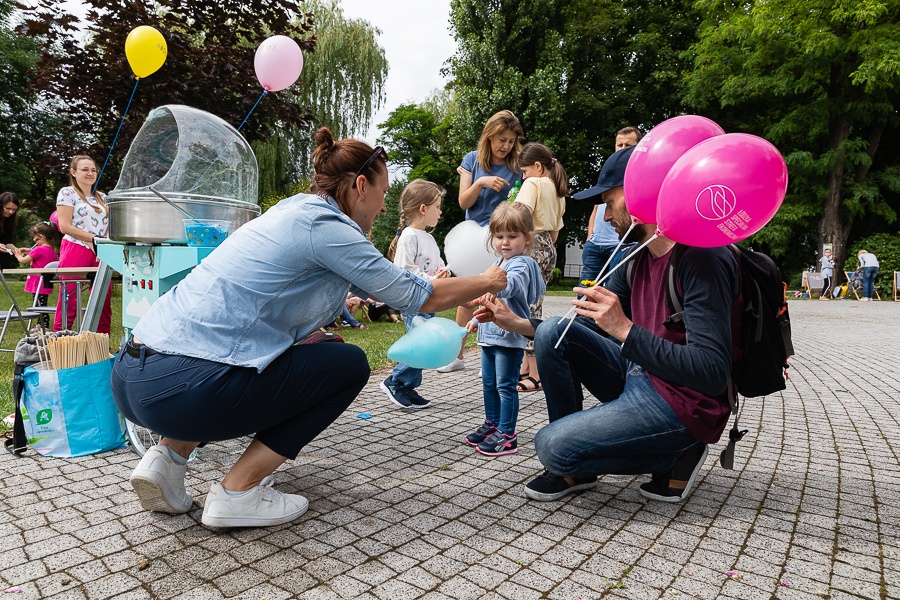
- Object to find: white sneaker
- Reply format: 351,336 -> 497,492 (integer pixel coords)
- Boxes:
201,476 -> 309,528
436,357 -> 465,373
130,446 -> 192,514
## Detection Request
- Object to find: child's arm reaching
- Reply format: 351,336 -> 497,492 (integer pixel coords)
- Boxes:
15,249 -> 34,265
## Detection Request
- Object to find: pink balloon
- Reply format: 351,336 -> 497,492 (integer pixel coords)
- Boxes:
49,210 -> 59,226
624,115 -> 725,224
656,133 -> 788,248
254,35 -> 304,92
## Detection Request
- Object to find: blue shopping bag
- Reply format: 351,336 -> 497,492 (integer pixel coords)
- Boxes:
20,358 -> 126,457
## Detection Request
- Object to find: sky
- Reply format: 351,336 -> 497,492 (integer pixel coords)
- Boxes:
57,0 -> 457,146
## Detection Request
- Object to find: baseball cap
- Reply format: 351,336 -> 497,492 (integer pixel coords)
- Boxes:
573,145 -> 636,203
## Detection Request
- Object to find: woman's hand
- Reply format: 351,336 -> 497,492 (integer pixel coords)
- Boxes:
477,176 -> 510,193
435,268 -> 451,279
572,285 -> 633,341
481,265 -> 507,293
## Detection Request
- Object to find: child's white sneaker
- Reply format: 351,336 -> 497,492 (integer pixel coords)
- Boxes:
436,357 -> 465,373
201,476 -> 309,528
129,446 -> 192,514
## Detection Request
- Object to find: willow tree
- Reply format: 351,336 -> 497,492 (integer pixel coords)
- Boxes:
252,0 -> 388,201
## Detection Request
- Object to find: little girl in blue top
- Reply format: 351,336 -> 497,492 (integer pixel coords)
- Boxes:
465,203 -> 545,456
381,179 -> 450,409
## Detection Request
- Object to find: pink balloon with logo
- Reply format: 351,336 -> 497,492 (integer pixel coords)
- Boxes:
624,115 -> 725,224
656,133 -> 788,248
254,35 -> 304,92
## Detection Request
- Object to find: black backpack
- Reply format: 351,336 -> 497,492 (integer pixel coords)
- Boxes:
626,243 -> 794,469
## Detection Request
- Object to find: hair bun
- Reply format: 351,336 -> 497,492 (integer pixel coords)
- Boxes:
314,127 -> 335,151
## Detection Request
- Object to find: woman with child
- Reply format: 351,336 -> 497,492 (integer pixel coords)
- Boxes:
111,128 -> 507,529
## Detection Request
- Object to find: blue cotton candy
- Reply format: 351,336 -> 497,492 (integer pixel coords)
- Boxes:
387,316 -> 467,369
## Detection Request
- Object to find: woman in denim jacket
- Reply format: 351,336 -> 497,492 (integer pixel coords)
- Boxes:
111,128 -> 507,529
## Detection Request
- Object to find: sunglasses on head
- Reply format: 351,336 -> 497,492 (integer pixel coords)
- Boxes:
351,146 -> 388,189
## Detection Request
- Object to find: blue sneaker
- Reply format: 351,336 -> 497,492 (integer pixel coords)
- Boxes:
380,376 -> 413,408
476,431 -> 518,456
465,420 -> 497,446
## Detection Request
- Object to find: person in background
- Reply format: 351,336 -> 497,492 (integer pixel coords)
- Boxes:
818,247 -> 834,300
111,128 -> 508,529
54,155 -> 113,333
857,249 -> 880,301
381,179 -> 450,409
580,128 -> 640,284
0,191 -> 21,259
513,142 -> 567,392
15,221 -> 61,329
441,110 -> 524,373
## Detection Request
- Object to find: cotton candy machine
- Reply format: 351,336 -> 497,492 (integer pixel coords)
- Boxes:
106,104 -> 260,242
94,105 -> 260,336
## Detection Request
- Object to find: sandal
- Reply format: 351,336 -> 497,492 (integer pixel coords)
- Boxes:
518,373 -> 530,382
517,376 -> 542,392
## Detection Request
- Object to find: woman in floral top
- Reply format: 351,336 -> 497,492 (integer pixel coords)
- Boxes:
54,155 -> 112,333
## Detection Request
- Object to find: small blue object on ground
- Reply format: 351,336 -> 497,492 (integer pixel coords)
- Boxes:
356,413 -> 372,419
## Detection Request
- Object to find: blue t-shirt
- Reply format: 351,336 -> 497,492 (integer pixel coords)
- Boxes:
459,150 -> 521,226
588,220 -> 619,246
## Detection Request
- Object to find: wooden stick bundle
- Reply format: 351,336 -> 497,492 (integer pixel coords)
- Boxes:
44,332 -> 111,370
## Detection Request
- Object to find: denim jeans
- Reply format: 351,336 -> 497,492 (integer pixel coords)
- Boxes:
341,305 -> 360,327
480,345 -> 524,434
862,266 -> 879,299
580,241 -> 617,283
390,312 -> 434,389
533,316 -> 700,478
111,341 -> 369,460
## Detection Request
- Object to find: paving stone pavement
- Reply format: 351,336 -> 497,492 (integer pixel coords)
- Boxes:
1,297 -> 898,599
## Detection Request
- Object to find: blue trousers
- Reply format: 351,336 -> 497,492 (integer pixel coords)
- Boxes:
111,341 -> 369,460
580,241 -> 617,283
533,316 -> 701,478
480,345 -> 524,434
862,266 -> 879,299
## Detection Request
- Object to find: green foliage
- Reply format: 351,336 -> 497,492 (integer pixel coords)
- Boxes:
370,179 -> 405,256
447,0 -> 700,248
295,0 -> 388,139
848,233 -> 900,291
686,0 -> 900,278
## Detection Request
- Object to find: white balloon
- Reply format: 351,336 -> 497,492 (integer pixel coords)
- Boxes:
443,220 -> 495,277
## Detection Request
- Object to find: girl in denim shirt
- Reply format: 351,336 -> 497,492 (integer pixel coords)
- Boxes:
381,180 -> 450,409
465,203 -> 545,456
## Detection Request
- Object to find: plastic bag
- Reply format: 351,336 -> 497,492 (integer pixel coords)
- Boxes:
21,358 -> 126,457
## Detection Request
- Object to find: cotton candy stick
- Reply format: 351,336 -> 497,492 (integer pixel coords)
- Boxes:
554,231 -> 660,349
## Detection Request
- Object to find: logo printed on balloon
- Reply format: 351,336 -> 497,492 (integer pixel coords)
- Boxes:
695,184 -> 736,220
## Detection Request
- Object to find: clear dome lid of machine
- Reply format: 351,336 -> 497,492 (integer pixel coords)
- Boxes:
112,105 -> 258,203
106,105 -> 261,243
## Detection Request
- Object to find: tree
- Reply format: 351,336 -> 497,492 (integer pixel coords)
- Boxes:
685,0 -> 900,280
0,0 -> 49,198
18,0 -> 316,196
446,0 -> 701,253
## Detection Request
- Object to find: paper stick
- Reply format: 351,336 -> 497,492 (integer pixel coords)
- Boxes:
554,232 -> 660,349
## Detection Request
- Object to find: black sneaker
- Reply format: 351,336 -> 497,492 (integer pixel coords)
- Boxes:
476,431 -> 518,456
380,376 -> 412,408
524,470 -> 597,501
638,443 -> 709,503
465,420 -> 497,446
406,389 -> 431,409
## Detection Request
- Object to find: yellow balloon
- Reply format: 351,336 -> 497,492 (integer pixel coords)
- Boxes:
125,26 -> 167,79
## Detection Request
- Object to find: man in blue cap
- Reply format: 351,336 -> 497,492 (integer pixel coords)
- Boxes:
475,145 -> 741,504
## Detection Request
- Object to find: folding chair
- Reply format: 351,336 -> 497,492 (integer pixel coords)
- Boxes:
0,270 -> 41,351
845,270 -> 881,300
29,261 -> 59,328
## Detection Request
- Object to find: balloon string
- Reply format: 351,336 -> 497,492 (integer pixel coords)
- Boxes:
237,90 -> 268,131
554,232 -> 659,349
186,89 -> 269,193
93,77 -> 140,195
